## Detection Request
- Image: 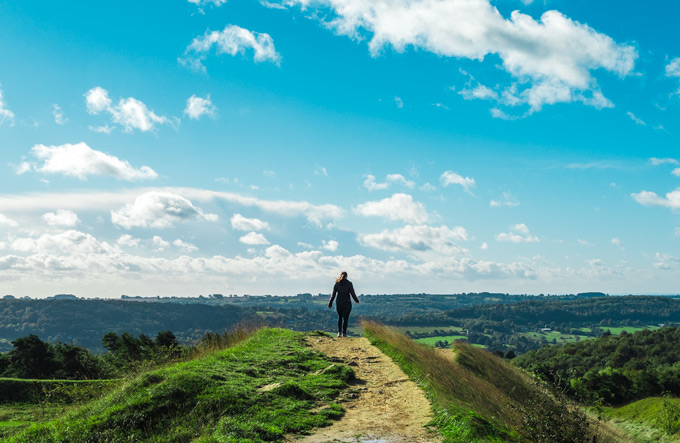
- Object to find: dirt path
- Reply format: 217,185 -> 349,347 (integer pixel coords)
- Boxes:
290,336 -> 441,443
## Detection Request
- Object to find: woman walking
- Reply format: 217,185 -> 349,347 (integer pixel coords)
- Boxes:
328,271 -> 360,337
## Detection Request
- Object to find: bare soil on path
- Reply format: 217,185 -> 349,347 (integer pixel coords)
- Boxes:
289,335 -> 441,443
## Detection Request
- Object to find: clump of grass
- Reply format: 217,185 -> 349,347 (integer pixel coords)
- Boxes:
362,321 -> 594,443
9,328 -> 354,442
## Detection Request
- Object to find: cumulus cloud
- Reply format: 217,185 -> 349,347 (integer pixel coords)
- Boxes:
359,224 -> 468,254
0,84 -> 15,125
184,94 -> 217,120
0,187 -> 344,228
117,234 -> 140,248
611,237 -> 623,249
490,192 -> 520,207
10,230 -> 109,255
230,214 -> 270,231
152,236 -> 170,251
173,239 -> 199,252
460,84 -> 498,101
440,171 -> 475,194
279,0 -> 636,113
496,223 -> 539,243
52,104 -> 67,125
322,240 -> 339,252
17,142 -> 158,181
649,157 -> 679,166
85,87 -> 176,133
42,210 -> 80,227
363,174 -> 415,191
654,252 -> 679,270
111,191 -> 218,229
631,188 -> 680,210
180,24 -> 280,71
0,214 -> 18,227
354,193 -> 428,224
666,58 -> 680,94
394,96 -> 404,108
239,232 -> 270,245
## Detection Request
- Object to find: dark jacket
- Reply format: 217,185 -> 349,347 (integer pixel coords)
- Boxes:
329,279 -> 359,306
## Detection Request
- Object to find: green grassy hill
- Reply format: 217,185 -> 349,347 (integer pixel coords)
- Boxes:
600,397 -> 680,442
363,321 -> 630,443
6,329 -> 354,442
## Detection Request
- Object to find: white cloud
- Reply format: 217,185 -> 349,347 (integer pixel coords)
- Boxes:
85,87 -> 175,133
239,232 -> 270,245
626,111 -> 645,126
230,213 -> 270,231
460,84 -> 498,101
88,124 -> 114,134
173,239 -> 199,252
631,188 -> 680,210
354,193 -> 428,224
649,157 -> 679,166
394,96 -> 404,108
675,227 -> 680,237
42,210 -> 80,227
496,223 -> 539,243
0,214 -> 18,227
152,236 -> 170,251
111,191 -> 218,229
52,104 -> 67,125
188,0 -> 227,6
363,174 -> 415,191
314,165 -> 328,176
17,142 -> 158,181
0,84 -> 15,126
666,58 -> 680,94
180,24 -> 280,71
263,170 -> 276,178
10,230 -> 109,255
653,252 -> 679,270
611,237 -> 623,249
184,94 -> 217,120
419,182 -> 436,192
117,234 -> 140,248
322,240 -> 339,252
672,169 -> 680,177
281,0 -> 636,113
490,108 -> 520,120
577,239 -> 589,246
440,171 -> 475,194
358,224 -> 468,254
490,192 -> 519,207
0,187 -> 344,228
480,242 -> 488,250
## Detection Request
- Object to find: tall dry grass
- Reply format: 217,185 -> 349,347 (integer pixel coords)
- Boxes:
362,320 -> 605,443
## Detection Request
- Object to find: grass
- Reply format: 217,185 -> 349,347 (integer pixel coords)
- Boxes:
363,321 -> 600,443
600,325 -> 660,335
599,397 -> 680,442
7,328 -> 354,442
415,335 -> 467,346
0,405 -> 73,439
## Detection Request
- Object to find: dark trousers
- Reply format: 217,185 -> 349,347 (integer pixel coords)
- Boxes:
336,303 -> 352,334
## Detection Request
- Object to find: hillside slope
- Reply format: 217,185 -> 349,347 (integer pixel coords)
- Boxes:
8,329 -> 354,442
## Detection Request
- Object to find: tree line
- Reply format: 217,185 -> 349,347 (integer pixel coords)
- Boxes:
515,326 -> 680,405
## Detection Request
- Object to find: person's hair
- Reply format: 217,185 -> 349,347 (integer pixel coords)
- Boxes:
336,271 -> 348,283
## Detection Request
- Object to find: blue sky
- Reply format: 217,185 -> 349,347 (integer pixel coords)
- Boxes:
0,0 -> 679,298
